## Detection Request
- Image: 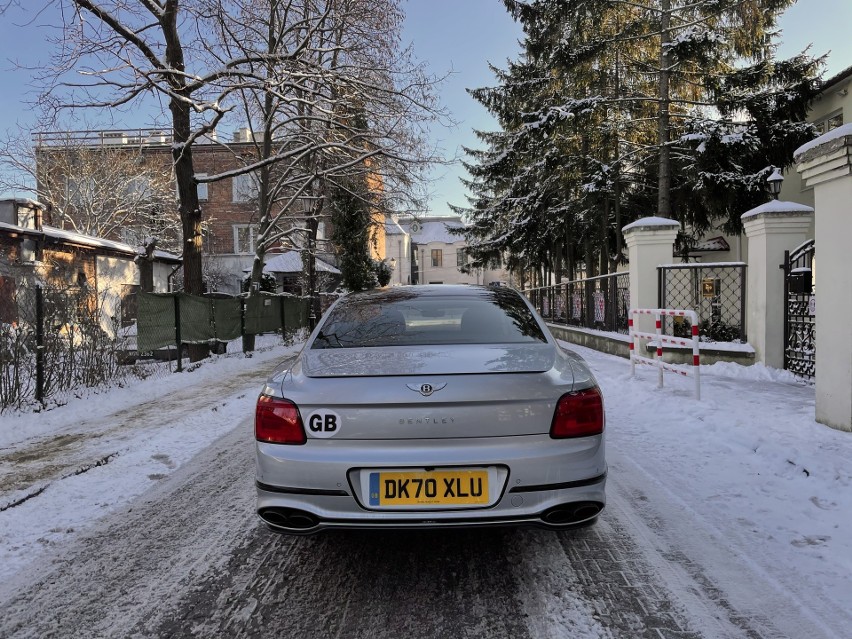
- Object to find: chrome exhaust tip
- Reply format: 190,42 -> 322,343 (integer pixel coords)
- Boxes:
259,507 -> 319,531
542,501 -> 602,525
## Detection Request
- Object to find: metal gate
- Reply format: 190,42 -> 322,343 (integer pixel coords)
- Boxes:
782,239 -> 815,379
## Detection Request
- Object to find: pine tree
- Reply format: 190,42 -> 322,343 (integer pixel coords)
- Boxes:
457,0 -> 822,277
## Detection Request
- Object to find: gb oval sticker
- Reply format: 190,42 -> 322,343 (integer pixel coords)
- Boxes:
306,410 -> 342,438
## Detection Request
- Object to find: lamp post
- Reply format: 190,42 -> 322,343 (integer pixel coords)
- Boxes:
767,166 -> 784,200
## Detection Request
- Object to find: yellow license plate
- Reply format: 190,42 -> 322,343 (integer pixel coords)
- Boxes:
368,469 -> 489,507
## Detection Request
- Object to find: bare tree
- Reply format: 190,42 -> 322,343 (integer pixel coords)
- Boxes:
23,0 -> 444,356
203,0 -> 444,328
0,129 -> 181,250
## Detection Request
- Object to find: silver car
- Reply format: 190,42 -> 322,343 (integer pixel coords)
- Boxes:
255,285 -> 606,533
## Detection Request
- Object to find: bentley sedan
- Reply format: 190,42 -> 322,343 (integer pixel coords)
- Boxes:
255,285 -> 606,534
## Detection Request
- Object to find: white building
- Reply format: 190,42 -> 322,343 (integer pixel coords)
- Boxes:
383,215 -> 511,286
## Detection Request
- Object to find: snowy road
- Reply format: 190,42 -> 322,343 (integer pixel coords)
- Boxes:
1,342 -> 850,638
0,422 -> 714,639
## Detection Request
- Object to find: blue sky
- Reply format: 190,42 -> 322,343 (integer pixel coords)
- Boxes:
1,0 -> 850,207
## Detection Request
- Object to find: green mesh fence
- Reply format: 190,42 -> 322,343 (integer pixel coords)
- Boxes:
245,293 -> 285,335
177,293 -> 213,344
138,292 -> 310,352
138,292 -> 178,352
284,297 -> 310,331
210,297 -> 242,341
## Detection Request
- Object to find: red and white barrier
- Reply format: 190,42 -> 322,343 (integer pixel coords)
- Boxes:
629,308 -> 701,400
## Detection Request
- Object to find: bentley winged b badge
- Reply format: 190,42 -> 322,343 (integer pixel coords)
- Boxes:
406,382 -> 447,397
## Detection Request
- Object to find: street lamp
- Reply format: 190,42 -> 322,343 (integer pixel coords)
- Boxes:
767,166 -> 784,200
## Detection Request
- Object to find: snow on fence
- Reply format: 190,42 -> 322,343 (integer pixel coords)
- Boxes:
629,308 -> 701,400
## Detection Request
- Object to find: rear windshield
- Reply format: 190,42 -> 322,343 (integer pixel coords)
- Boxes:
312,289 -> 547,349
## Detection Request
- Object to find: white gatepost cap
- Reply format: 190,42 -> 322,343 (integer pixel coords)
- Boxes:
622,216 -> 680,233
741,200 -> 814,221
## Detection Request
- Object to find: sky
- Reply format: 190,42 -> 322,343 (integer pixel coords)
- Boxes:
1,336 -> 850,636
0,0 -> 850,209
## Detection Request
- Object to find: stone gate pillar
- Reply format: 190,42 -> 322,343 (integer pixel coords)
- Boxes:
741,202 -> 813,369
796,124 -> 852,432
623,217 -> 680,333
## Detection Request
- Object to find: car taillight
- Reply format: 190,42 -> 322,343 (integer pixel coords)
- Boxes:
550,388 -> 605,439
255,395 -> 306,445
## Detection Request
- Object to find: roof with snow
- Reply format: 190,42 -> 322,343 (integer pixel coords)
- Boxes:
741,200 -> 814,220
690,236 -> 731,253
404,218 -> 466,244
0,221 -> 182,263
384,217 -> 407,236
250,251 -> 341,275
822,64 -> 852,92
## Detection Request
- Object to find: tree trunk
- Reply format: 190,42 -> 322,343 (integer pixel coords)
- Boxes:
600,198 -> 609,277
613,171 -> 623,272
139,239 -> 157,293
306,216 -> 320,329
657,0 -> 672,219
164,3 -> 207,362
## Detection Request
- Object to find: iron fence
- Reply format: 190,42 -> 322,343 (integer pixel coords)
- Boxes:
524,272 -> 631,334
658,262 -> 747,342
783,240 -> 815,379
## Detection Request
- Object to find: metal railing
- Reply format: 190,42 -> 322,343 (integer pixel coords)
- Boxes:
524,272 -> 630,334
658,262 -> 747,342
32,128 -> 221,148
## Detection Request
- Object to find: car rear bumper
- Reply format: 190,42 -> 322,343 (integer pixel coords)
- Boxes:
255,434 -> 606,534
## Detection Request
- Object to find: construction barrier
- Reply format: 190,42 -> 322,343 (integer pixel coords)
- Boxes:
629,308 -> 701,400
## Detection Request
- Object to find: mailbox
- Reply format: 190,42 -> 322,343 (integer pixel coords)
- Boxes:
789,268 -> 813,294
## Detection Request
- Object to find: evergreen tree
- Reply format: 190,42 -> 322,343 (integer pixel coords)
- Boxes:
329,177 -> 379,292
457,0 -> 822,278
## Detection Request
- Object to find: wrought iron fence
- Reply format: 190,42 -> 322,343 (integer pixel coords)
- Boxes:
783,240 -> 815,379
524,272 -> 631,334
658,262 -> 747,342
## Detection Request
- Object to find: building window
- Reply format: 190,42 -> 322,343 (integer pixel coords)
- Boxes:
431,249 -> 443,268
121,284 -> 140,327
196,173 -> 209,201
125,176 -> 151,199
232,172 -> 259,202
233,224 -> 257,254
456,249 -> 467,268
816,112 -> 843,134
827,113 -> 843,131
66,176 -> 95,207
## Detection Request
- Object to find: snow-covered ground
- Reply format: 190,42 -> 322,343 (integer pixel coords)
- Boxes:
1,337 -> 850,636
0,338 -> 302,580
572,343 -> 852,637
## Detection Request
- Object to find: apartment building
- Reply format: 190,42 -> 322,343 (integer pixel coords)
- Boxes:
33,128 -> 333,295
